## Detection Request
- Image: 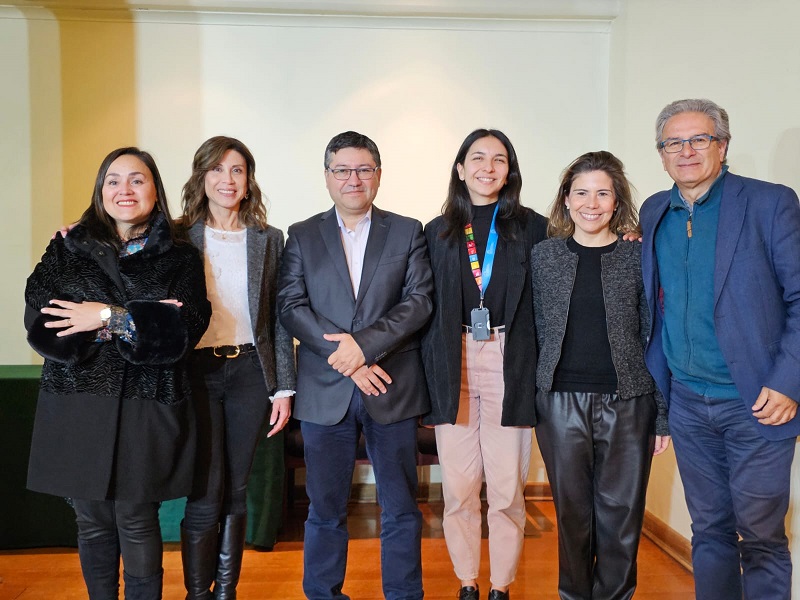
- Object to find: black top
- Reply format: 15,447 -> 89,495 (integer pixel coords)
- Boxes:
552,237 -> 617,393
460,202 -> 508,326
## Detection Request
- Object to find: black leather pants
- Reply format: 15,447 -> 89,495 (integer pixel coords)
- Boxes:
73,498 -> 162,586
535,390 -> 656,600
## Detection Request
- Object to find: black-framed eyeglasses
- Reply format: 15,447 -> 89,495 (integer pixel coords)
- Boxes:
326,167 -> 380,181
658,134 -> 719,153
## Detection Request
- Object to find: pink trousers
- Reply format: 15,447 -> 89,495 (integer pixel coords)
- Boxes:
435,331 -> 532,588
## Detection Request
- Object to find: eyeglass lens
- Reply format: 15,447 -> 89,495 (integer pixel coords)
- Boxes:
330,168 -> 376,180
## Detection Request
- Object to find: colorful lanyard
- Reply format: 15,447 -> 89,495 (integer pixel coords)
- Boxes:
464,204 -> 500,306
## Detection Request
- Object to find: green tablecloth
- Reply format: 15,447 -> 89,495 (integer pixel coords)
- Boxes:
1,365 -> 285,549
1,365 -> 78,548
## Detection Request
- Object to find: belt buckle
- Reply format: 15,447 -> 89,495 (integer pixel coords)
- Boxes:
213,345 -> 240,359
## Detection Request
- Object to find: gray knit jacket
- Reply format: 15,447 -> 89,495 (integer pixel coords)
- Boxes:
531,237 -> 668,435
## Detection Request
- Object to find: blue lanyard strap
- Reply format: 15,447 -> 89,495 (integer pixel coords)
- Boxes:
464,204 -> 500,305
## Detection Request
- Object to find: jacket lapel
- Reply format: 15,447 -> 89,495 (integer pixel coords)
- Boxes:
188,221 -> 206,257
642,197 -> 668,324
714,175 -> 746,307
442,238 -> 463,313
503,238 -> 525,325
355,206 -> 389,309
319,207 -> 356,302
247,227 -> 267,330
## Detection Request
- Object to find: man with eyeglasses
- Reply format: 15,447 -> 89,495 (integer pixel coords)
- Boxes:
640,98 -> 800,600
278,131 -> 433,600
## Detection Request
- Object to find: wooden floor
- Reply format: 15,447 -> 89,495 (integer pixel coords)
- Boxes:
0,499 -> 695,599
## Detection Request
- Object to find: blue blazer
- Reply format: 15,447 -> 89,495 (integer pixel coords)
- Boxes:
641,172 -> 800,441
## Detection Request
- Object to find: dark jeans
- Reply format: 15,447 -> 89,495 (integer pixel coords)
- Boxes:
301,387 -> 423,600
535,390 -> 656,600
184,349 -> 271,531
72,498 -> 162,578
669,379 -> 795,600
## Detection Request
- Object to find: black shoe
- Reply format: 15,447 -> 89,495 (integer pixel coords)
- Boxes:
488,590 -> 509,600
458,586 -> 479,600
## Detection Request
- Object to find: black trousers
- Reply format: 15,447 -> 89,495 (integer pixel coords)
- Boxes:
184,349 -> 271,531
72,498 -> 162,578
535,390 -> 656,600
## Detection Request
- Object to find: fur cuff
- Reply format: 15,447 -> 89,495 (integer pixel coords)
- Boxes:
27,313 -> 98,365
116,300 -> 189,365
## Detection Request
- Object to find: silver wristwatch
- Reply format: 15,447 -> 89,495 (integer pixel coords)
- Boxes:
100,306 -> 112,327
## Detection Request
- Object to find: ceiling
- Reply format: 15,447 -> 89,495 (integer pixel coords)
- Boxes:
4,0 -> 620,19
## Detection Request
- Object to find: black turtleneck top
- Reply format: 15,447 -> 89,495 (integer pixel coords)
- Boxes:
460,201 -> 508,327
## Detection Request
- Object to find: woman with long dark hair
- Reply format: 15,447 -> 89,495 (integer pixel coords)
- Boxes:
25,147 -> 211,599
422,129 -> 547,600
179,136 -> 295,599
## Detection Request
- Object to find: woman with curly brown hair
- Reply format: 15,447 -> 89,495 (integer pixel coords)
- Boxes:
179,136 -> 296,599
532,151 -> 670,600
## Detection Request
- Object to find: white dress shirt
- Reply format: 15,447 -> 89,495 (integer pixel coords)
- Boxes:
335,207 -> 372,297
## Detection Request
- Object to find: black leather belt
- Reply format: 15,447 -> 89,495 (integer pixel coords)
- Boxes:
195,343 -> 256,359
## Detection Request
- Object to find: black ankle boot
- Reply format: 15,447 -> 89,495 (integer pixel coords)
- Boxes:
123,569 -> 162,600
488,590 -> 509,600
78,536 -> 120,599
213,513 -> 247,599
181,522 -> 218,599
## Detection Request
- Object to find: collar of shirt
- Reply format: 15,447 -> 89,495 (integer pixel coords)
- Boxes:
335,206 -> 372,233
671,165 -> 730,213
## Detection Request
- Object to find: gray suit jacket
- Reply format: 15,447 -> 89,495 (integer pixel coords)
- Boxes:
188,221 -> 296,393
277,205 -> 433,425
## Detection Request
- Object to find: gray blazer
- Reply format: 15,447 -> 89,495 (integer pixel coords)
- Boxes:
531,237 -> 668,434
188,221 -> 296,394
277,205 -> 433,426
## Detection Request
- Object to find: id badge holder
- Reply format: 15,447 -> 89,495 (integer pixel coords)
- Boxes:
470,307 -> 491,341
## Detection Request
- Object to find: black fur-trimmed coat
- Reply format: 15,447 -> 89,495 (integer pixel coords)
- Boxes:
24,214 -> 211,502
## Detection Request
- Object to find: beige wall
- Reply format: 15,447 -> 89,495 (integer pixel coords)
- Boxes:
609,0 -> 800,593
2,10 -> 33,364
2,5 -> 611,366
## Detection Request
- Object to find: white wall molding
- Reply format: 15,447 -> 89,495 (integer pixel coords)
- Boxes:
2,6 -> 612,32
2,0 -> 620,20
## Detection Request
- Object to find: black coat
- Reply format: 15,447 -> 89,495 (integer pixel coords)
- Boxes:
25,214 -> 211,502
421,208 -> 548,426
